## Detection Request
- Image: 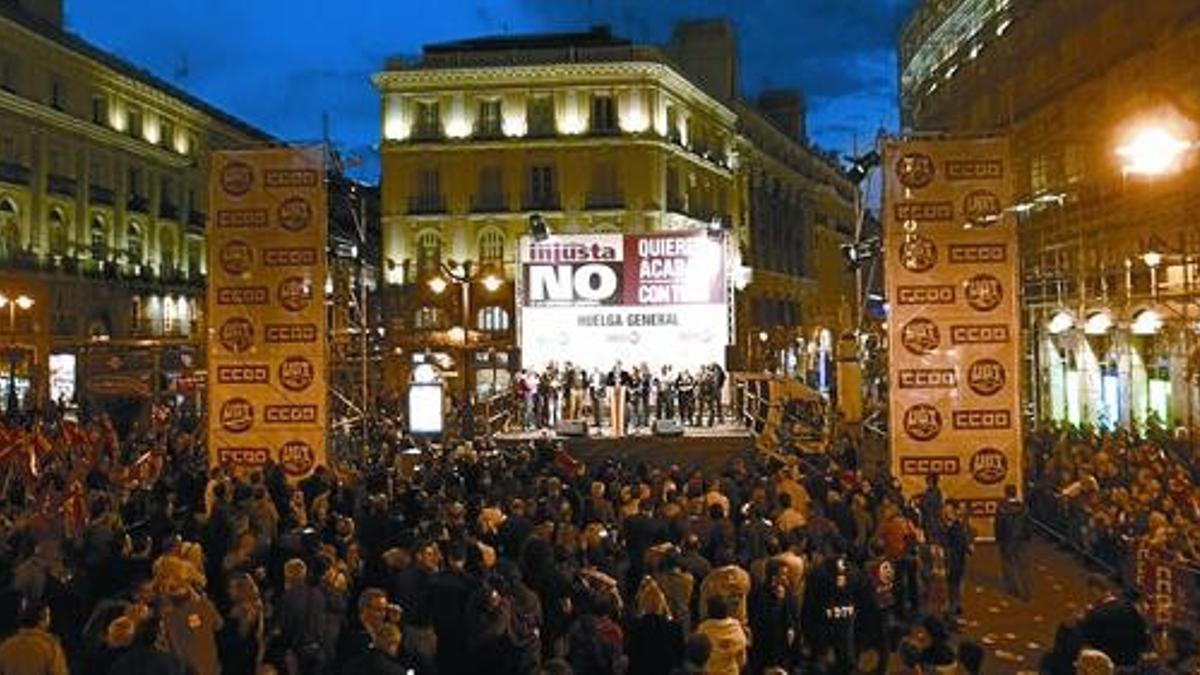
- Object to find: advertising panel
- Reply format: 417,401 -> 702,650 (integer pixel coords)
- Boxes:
884,136 -> 1020,534
517,232 -> 729,372
207,148 -> 327,479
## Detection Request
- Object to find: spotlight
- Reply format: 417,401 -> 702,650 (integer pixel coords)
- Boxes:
841,237 -> 879,270
529,214 -> 550,242
844,149 -> 881,184
707,217 -> 727,241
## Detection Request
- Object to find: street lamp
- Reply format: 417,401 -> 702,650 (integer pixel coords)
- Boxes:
1116,126 -> 1195,176
0,293 -> 34,416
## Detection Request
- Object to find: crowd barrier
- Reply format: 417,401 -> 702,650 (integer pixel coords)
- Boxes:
1028,481 -> 1200,634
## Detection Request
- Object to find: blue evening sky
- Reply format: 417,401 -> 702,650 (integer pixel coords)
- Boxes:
65,0 -> 915,180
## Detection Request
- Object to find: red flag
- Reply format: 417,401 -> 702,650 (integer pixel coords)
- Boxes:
61,481 -> 87,540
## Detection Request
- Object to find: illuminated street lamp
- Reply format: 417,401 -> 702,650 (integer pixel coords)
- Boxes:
481,274 -> 502,293
427,276 -> 448,294
0,293 -> 34,416
1116,126 -> 1195,176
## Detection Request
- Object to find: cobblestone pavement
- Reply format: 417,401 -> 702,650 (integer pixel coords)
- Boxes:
958,539 -> 1098,674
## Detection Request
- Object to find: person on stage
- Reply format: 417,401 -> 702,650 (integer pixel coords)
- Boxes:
656,366 -> 676,422
677,369 -> 697,426
606,362 -> 627,438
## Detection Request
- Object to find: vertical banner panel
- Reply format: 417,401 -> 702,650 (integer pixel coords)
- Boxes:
884,136 -> 1020,536
208,148 -> 327,480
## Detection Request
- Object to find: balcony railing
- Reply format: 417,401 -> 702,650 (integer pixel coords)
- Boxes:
131,317 -> 196,338
522,193 -> 561,211
46,174 -> 77,197
127,194 -> 150,213
89,185 -> 115,206
408,194 -> 447,215
159,202 -> 180,220
411,125 -> 444,141
585,192 -> 625,210
470,192 -> 509,213
0,161 -> 30,186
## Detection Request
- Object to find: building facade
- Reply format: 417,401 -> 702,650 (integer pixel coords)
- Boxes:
0,0 -> 271,414
374,23 -> 857,397
900,0 -> 1200,430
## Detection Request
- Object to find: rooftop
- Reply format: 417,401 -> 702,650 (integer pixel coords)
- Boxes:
424,25 -> 630,54
0,0 -> 274,142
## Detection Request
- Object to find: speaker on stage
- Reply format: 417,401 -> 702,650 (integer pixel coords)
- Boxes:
556,420 -> 588,437
653,419 -> 684,437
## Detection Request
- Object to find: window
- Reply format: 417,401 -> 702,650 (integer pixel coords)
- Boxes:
47,210 -> 67,257
0,134 -> 16,162
415,100 -> 441,139
474,166 -> 504,211
1064,144 -> 1086,185
90,217 -> 106,260
187,240 -> 202,275
46,145 -> 63,176
126,107 -> 142,138
128,167 -> 143,197
0,199 -> 18,259
1030,154 -> 1050,194
130,296 -> 142,329
91,95 -> 106,124
527,96 -> 555,137
590,94 -> 617,133
476,99 -> 502,137
163,296 -> 177,334
411,169 -> 443,213
0,53 -> 16,92
526,164 -> 557,208
476,306 -> 510,332
160,227 -> 176,275
49,76 -> 64,111
588,161 -> 619,206
478,229 -> 504,264
127,222 -> 143,265
161,176 -> 176,206
666,106 -> 680,142
413,306 -> 445,330
159,119 -> 173,148
416,230 -> 442,275
89,158 -> 107,187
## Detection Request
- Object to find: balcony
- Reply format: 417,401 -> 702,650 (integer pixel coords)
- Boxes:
188,209 -> 206,229
89,185 -> 115,206
666,196 -> 686,214
46,174 -> 77,197
470,192 -> 509,213
522,193 -> 561,211
408,194 -> 447,215
411,125 -> 444,142
585,192 -> 625,210
474,122 -> 503,140
131,317 -> 196,338
159,202 -> 180,220
127,194 -> 150,213
0,161 -> 30,186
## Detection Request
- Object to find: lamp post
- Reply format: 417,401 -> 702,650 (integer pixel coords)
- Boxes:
1116,121 -> 1197,442
426,260 -> 503,401
0,293 -> 34,417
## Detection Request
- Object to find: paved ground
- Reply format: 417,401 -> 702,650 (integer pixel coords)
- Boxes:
957,539 -> 1098,673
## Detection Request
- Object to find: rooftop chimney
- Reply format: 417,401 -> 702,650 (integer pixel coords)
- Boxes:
667,19 -> 738,101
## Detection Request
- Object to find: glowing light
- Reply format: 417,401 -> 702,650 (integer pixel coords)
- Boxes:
143,116 -> 160,145
969,44 -> 981,60
173,129 -> 190,155
758,330 -> 769,343
1047,311 -> 1074,335
1117,127 -> 1193,176
383,95 -> 411,141
502,115 -> 527,138
428,277 -> 448,294
1131,309 -> 1163,336
444,95 -> 472,139
481,275 -> 502,292
1084,311 -> 1113,336
447,326 -> 466,344
619,90 -> 649,133
996,19 -> 1012,36
1143,251 -> 1163,269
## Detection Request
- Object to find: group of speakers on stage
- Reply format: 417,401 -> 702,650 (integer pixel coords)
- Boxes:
513,361 -> 728,437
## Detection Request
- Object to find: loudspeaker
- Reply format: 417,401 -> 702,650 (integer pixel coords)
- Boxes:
555,420 -> 588,437
653,419 -> 684,437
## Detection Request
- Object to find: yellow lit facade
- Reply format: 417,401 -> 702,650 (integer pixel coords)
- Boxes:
375,26 -> 856,394
0,0 -> 270,410
901,0 -> 1200,430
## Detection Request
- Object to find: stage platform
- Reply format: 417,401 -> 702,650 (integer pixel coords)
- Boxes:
493,424 -> 754,473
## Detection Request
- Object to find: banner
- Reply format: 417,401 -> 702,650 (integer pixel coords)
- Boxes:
884,136 -> 1020,532
517,232 -> 729,372
207,148 -> 327,479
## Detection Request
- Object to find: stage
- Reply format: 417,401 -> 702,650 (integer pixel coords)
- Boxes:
492,423 -> 754,473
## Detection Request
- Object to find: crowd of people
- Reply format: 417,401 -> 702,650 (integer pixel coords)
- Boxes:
511,362 -> 728,435
0,404 -> 1190,674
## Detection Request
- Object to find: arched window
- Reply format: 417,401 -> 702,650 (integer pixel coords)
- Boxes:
416,230 -> 442,275
90,216 -> 107,260
47,209 -> 67,257
130,295 -> 142,330
0,199 -> 19,259
163,296 -> 177,333
476,306 -> 510,332
159,226 -> 176,275
478,229 -> 504,264
413,306 -> 445,330
127,222 -> 142,265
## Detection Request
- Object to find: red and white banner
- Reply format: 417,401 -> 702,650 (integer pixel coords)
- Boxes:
517,231 -> 729,371
884,136 -> 1021,533
207,148 -> 328,480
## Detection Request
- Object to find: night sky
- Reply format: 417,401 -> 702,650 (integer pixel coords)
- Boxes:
66,0 -> 915,180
